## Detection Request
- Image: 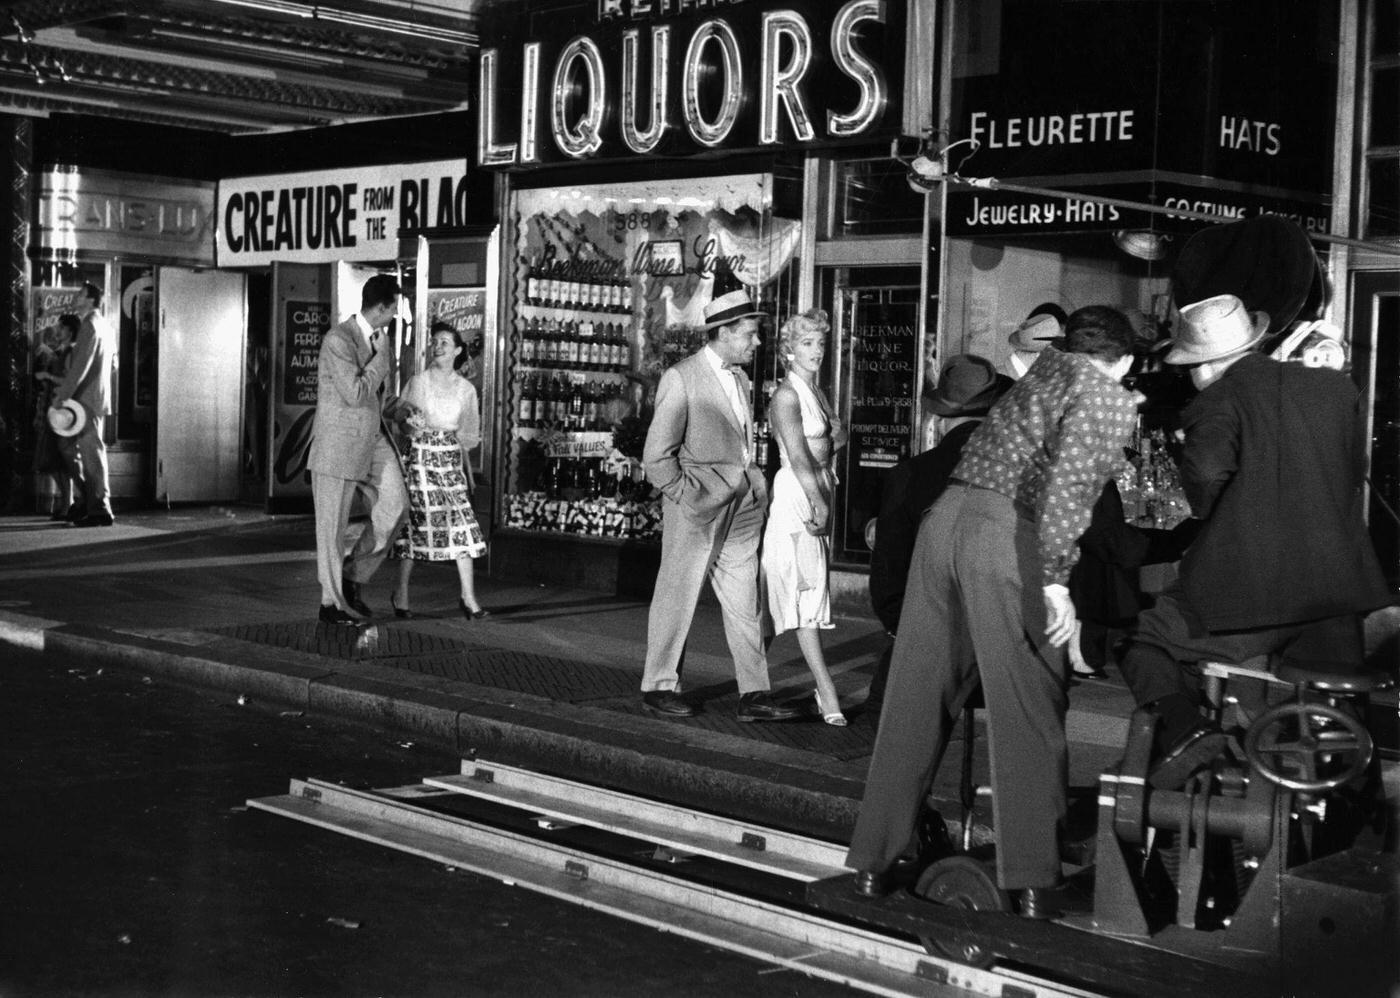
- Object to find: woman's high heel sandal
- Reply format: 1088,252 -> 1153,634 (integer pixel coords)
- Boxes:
816,694 -> 847,727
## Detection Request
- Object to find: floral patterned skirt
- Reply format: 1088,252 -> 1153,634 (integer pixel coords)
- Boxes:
393,429 -> 487,561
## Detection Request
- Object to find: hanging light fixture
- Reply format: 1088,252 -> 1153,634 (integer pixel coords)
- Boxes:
1113,229 -> 1171,261
893,135 -> 980,195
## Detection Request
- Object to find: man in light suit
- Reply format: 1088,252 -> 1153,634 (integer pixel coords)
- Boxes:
53,282 -> 115,527
309,274 -> 409,625
640,289 -> 800,722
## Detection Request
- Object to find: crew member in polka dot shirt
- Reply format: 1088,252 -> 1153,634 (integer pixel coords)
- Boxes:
847,305 -> 1140,919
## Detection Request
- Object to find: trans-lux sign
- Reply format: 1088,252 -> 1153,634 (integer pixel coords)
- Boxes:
216,160 -> 470,266
477,0 -> 904,167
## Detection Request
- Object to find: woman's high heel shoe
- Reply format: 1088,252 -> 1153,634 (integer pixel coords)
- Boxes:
459,599 -> 491,620
390,596 -> 415,620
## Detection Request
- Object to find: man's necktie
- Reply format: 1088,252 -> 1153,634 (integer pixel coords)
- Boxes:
728,369 -> 751,463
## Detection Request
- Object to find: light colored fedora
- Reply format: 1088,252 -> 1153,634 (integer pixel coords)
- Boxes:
701,289 -> 766,330
1008,313 -> 1063,352
1165,294 -> 1270,365
47,399 -> 86,438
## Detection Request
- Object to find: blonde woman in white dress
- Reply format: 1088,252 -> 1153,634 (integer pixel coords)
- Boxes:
762,309 -> 848,725
391,322 -> 489,619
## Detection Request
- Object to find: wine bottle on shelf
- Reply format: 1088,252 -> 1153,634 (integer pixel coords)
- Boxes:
524,269 -> 539,307
754,419 -> 771,469
620,280 -> 633,313
618,324 -> 632,370
583,380 -> 599,429
609,323 -> 624,370
537,377 -> 553,424
516,374 -> 533,428
544,457 -> 561,499
579,319 -> 594,370
539,317 -> 555,368
568,380 -> 585,429
555,320 -> 571,368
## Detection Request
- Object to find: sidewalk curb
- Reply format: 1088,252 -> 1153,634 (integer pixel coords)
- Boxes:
17,618 -> 863,840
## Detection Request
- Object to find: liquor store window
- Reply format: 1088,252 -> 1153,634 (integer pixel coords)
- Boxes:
501,174 -> 802,541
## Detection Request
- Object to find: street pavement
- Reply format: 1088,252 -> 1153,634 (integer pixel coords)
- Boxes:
1,505 -> 1154,846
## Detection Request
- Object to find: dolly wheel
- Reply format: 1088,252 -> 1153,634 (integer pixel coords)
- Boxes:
913,856 -> 1011,968
1243,701 -> 1372,792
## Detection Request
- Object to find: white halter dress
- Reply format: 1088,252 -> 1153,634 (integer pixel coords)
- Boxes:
762,373 -> 837,634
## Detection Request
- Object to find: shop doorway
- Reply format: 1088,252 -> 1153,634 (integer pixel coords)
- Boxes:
821,266 -> 923,567
155,268 -> 247,503
1350,271 -> 1400,585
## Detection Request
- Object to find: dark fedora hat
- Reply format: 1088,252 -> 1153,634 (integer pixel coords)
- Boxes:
1171,215 -> 1319,336
929,354 -> 1011,416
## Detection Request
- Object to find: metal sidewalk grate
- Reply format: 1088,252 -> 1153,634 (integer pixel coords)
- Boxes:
208,621 -> 638,701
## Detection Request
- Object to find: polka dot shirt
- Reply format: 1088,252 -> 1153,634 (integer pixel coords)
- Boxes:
954,348 -> 1139,586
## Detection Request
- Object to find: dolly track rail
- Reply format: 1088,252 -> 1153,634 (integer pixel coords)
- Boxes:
249,775 -> 1102,998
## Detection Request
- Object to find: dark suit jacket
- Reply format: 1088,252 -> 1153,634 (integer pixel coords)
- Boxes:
1178,353 -> 1390,631
868,420 -> 980,633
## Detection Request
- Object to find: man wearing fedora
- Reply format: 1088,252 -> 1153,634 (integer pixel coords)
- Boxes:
865,354 -> 1011,721
52,282 -> 115,528
847,306 -> 1140,918
1118,293 -> 1391,790
639,289 -> 800,723
1002,302 -> 1067,381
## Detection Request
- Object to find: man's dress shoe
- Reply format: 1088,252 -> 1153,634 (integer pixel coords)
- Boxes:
319,604 -> 361,626
853,870 -> 889,898
642,690 -> 696,718
1149,723 -> 1230,790
1017,884 -> 1064,920
342,579 -> 372,618
77,512 -> 115,527
736,691 -> 801,722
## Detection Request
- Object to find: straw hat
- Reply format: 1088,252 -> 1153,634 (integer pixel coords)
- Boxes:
1009,312 -> 1064,353
47,399 -> 86,438
1164,294 -> 1269,366
701,289 -> 766,330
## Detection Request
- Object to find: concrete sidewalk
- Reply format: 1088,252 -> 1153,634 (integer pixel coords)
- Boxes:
0,505 -> 1136,842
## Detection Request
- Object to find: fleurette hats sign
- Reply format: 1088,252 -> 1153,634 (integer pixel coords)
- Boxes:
945,0 -> 1334,237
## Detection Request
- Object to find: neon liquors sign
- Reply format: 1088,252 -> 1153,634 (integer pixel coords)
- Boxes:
478,0 -> 904,167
